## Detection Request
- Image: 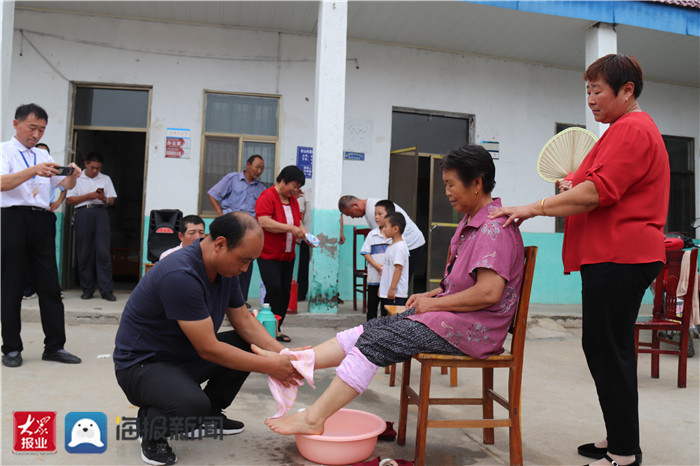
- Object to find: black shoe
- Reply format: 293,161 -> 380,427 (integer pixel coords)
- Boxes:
42,349 -> 81,364
101,291 -> 117,302
2,351 -> 22,367
140,437 -> 177,465
337,298 -> 344,304
593,453 -> 639,466
578,443 -> 643,465
188,414 -> 244,438
81,291 -> 93,300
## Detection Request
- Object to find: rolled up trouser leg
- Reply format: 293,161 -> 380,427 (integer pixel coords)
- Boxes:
335,325 -> 364,355
336,347 -> 377,394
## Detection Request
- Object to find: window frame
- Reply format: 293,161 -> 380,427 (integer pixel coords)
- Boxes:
198,90 -> 281,218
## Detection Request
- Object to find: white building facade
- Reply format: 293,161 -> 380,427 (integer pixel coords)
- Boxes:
2,1 -> 698,309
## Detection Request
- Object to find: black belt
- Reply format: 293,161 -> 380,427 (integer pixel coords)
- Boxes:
76,204 -> 106,210
2,206 -> 50,213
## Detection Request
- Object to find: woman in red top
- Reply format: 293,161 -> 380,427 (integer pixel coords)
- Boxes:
491,54 -> 669,466
255,165 -> 308,342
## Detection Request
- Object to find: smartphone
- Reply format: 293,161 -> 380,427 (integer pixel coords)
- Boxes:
54,166 -> 74,176
96,188 -> 104,194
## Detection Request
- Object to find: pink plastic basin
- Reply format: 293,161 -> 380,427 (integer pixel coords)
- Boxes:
295,408 -> 386,465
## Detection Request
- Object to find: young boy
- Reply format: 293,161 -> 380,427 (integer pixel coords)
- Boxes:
360,200 -> 394,320
379,212 -> 409,315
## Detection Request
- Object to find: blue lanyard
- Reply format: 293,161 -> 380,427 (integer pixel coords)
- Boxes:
19,149 -> 36,179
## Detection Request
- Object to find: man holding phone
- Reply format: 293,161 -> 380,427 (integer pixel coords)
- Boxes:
66,152 -> 118,301
1,103 -> 83,367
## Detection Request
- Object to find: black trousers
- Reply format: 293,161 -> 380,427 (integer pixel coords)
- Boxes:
257,257 -> 295,331
115,330 -> 251,440
296,242 -> 310,301
1,207 -> 66,354
580,261 -> 662,456
74,207 -> 113,294
238,263 -> 253,302
366,284 -> 382,321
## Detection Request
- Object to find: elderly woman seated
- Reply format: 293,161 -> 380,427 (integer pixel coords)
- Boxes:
257,143 -> 524,435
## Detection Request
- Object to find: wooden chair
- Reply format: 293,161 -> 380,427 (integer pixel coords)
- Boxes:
635,247 -> 697,388
398,246 -> 538,466
352,227 -> 371,312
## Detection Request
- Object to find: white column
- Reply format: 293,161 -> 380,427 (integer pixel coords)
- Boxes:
1,1 -> 15,140
308,0 -> 347,313
584,22 -> 617,137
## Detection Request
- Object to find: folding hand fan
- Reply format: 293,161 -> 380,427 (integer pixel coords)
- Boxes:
536,127 -> 598,182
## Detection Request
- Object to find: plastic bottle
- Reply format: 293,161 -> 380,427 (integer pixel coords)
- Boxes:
256,303 -> 277,338
260,282 -> 266,303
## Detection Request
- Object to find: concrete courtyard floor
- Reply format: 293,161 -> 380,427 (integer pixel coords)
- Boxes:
1,291 -> 698,465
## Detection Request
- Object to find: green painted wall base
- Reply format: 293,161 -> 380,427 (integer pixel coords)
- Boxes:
137,219 -> 654,309
308,209 -> 341,314
334,228 -> 654,306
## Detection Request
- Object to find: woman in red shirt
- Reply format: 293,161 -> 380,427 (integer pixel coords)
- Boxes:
491,54 -> 669,466
255,165 -> 308,342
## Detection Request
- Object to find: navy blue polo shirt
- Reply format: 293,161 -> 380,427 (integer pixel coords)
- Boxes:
113,240 -> 244,371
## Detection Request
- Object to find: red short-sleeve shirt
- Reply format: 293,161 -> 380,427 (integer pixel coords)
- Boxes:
255,186 -> 301,261
562,112 -> 669,273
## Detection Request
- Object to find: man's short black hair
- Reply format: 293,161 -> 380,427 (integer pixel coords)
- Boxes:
385,212 -> 406,234
85,152 -> 103,164
209,212 -> 261,250
247,154 -> 263,165
15,103 -> 48,122
375,199 -> 395,215
180,215 -> 204,234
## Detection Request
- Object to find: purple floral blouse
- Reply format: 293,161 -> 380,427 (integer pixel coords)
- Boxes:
407,198 -> 524,359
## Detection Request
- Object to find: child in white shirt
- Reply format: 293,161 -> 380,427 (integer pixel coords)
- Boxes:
360,200 -> 394,320
379,212 -> 409,315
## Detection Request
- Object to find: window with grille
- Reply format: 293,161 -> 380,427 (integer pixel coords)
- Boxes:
199,92 -> 280,216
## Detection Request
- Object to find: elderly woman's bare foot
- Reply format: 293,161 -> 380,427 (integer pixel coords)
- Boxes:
265,411 -> 324,436
251,344 -> 279,357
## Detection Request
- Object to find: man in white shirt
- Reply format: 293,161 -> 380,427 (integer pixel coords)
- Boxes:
66,152 -> 118,301
338,195 -> 426,281
1,103 -> 82,367
159,215 -> 206,260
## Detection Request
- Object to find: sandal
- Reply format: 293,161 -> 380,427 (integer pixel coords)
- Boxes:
578,443 -> 643,464
276,333 -> 291,342
587,454 -> 639,466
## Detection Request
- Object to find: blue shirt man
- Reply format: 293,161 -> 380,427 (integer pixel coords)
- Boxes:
207,154 -> 265,304
207,155 -> 265,217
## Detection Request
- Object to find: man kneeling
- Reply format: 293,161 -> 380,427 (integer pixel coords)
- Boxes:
114,212 -> 301,465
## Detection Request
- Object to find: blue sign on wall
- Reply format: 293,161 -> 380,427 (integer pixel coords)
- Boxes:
296,146 -> 313,179
344,151 -> 365,161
